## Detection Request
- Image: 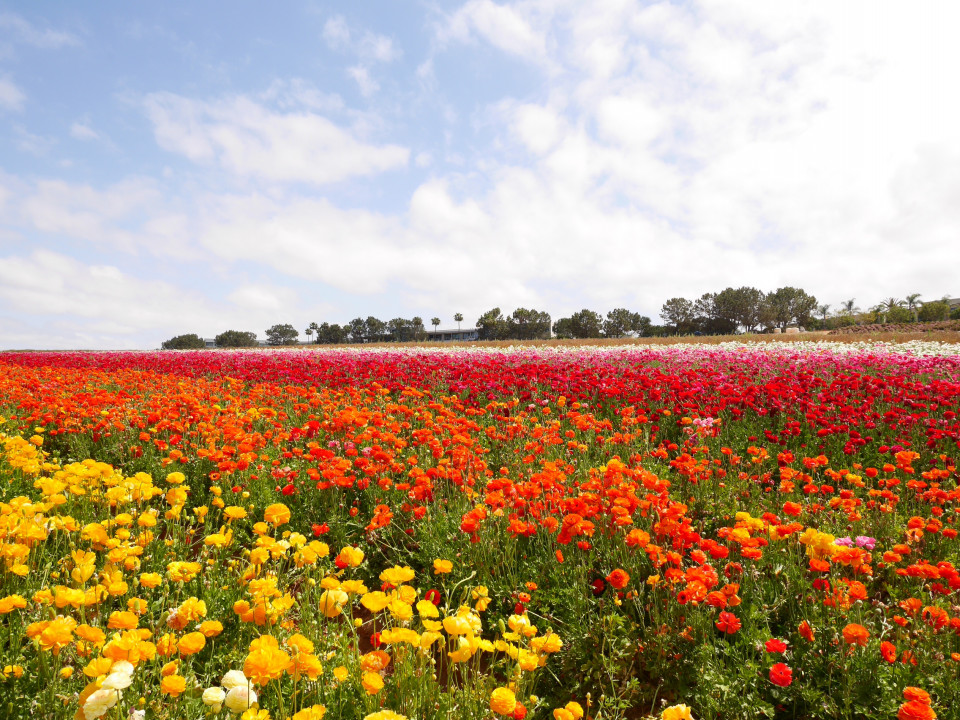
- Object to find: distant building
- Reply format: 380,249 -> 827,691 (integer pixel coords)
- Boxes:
203,338 -> 216,348
426,327 -> 480,342
946,298 -> 960,311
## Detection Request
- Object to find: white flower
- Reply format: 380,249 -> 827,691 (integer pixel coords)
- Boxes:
224,685 -> 257,713
202,686 -> 226,711
110,661 -> 135,677
128,710 -> 145,720
221,669 -> 248,690
102,671 -> 133,690
83,688 -> 121,720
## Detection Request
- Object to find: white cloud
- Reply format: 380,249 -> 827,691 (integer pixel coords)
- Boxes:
144,91 -> 409,184
69,121 -> 99,140
442,0 -> 549,65
347,66 -> 379,97
0,12 -> 80,49
0,74 -> 24,111
227,284 -> 297,313
322,15 -> 351,49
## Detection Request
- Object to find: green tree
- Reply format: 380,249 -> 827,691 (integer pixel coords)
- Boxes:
877,297 -> 904,324
660,297 -> 696,334
817,303 -> 831,322
366,316 -> 387,343
763,287 -> 818,330
305,323 -> 318,344
411,316 -> 426,341
347,318 -> 368,343
840,298 -> 859,319
554,309 -> 603,339
454,313 -> 464,331
712,287 -> 765,332
265,323 -> 299,346
431,317 -> 441,333
507,308 -> 551,340
904,293 -> 922,322
476,308 -> 508,340
215,330 -> 258,348
918,300 -> 950,322
603,308 -> 644,338
161,333 -> 206,350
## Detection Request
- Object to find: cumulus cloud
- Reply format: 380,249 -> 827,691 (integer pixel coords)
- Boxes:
441,0 -> 550,65
143,91 -> 409,184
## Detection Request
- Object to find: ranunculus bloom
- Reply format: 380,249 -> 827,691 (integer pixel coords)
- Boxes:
224,685 -> 257,713
264,503 -> 291,526
490,687 -> 517,716
881,641 -> 897,663
606,568 -> 630,590
202,687 -> 226,711
661,705 -> 693,720
177,631 -> 206,655
842,623 -> 869,646
160,674 -> 186,697
769,663 -> 793,687
765,638 -> 787,653
715,611 -> 741,634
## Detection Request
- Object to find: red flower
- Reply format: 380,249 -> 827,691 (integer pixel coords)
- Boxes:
424,589 -> 442,606
769,663 -> 793,687
716,611 -> 741,634
765,638 -> 787,654
590,578 -> 606,597
798,620 -> 815,642
881,641 -> 897,664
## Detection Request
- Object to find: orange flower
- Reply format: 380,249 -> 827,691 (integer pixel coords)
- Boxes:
178,632 -> 206,656
842,623 -> 869,646
107,611 -> 139,630
264,503 -> 291,526
606,569 -> 630,590
244,635 -> 291,685
161,674 -> 187,697
899,687 -> 936,720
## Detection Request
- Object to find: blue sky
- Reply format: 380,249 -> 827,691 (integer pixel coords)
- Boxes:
1,1 -> 959,349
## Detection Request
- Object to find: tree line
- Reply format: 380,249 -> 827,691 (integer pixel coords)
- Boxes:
160,288 -> 958,349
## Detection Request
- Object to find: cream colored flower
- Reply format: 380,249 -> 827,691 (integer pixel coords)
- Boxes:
225,685 -> 257,713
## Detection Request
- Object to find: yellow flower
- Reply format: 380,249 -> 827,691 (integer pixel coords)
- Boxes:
139,573 -> 162,589
224,506 -> 248,521
380,565 -> 416,585
160,674 -> 187,697
264,503 -> 291,526
336,546 -> 365,567
291,706 -> 327,720
362,670 -> 384,694
490,687 -> 517,716
107,611 -> 139,630
199,620 -> 224,637
662,705 -> 693,720
165,471 -> 186,484
433,559 -> 453,574
363,712 -> 407,720
333,666 -> 348,682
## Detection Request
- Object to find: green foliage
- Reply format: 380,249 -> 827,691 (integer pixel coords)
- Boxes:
553,309 -> 604,339
918,301 -> 950,322
214,329 -> 258,347
265,323 -> 300,346
160,333 -> 206,350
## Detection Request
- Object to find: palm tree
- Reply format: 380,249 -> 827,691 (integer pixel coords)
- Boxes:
841,299 -> 858,317
454,313 -> 463,331
904,293 -> 922,322
817,303 -> 831,322
431,317 -> 441,332
879,297 -> 903,323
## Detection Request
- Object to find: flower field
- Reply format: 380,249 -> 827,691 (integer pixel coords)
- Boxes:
1,342 -> 960,720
